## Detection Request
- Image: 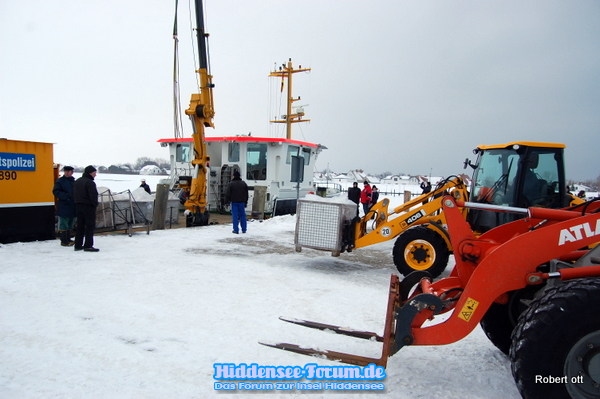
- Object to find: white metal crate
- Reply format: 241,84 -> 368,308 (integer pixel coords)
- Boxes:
294,198 -> 356,256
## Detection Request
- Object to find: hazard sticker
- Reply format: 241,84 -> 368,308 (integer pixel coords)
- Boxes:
458,298 -> 479,322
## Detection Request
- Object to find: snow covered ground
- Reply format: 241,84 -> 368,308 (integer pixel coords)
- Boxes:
0,177 -> 521,398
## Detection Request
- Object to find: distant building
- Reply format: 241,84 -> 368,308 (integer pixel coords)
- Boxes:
329,174 -> 352,185
140,165 -> 163,175
381,175 -> 418,186
366,175 -> 381,184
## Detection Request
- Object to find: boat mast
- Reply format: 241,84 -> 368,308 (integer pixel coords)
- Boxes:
269,59 -> 311,140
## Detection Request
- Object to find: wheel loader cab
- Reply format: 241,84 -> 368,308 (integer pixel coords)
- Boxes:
467,142 -> 567,233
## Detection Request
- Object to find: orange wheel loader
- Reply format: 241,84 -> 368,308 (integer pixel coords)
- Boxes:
264,196 -> 600,398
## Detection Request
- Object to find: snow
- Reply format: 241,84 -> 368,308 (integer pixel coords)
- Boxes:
302,193 -> 357,206
0,177 -> 521,398
94,173 -> 167,194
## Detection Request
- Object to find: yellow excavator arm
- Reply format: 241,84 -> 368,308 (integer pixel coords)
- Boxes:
181,0 -> 215,226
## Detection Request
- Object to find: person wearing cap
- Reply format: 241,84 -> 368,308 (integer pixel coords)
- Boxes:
52,165 -> 77,246
140,179 -> 151,194
347,182 -> 361,217
225,170 -> 249,234
74,165 -> 100,252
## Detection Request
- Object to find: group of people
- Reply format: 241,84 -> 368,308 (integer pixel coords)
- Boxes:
347,181 -> 379,217
54,165 -> 251,248
52,165 -> 100,252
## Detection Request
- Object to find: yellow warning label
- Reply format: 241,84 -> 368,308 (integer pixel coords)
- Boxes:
458,298 -> 479,322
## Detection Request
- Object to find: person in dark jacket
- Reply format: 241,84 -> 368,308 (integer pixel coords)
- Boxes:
140,179 -> 151,194
52,165 -> 77,246
370,185 -> 380,206
420,180 -> 432,194
225,170 -> 249,234
74,165 -> 100,252
420,180 -> 432,205
369,185 -> 380,220
347,182 -> 361,216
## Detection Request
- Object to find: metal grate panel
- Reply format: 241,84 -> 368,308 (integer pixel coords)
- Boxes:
294,199 -> 356,254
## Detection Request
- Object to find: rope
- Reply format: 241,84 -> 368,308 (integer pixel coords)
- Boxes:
188,0 -> 199,89
172,0 -> 184,138
203,0 -> 212,76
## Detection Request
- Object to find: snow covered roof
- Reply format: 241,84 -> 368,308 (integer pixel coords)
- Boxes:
140,165 -> 162,175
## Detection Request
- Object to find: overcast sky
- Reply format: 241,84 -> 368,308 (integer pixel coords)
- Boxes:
1,0 -> 599,180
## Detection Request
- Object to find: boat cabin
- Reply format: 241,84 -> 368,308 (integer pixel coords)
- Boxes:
158,136 -> 325,215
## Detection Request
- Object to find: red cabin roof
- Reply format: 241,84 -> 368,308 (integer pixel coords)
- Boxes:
157,136 -> 319,148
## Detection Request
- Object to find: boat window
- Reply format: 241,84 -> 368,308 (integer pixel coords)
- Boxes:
176,144 -> 191,163
302,148 -> 311,165
286,146 -> 311,165
228,143 -> 240,162
247,143 -> 267,181
286,146 -> 298,164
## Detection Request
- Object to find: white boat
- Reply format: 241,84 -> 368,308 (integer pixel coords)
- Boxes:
160,59 -> 326,217
312,180 -> 343,197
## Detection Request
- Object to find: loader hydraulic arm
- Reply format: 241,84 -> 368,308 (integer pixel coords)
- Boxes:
183,0 -> 215,226
352,177 -> 468,250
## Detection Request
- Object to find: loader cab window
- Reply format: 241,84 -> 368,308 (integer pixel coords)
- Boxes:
469,148 -> 520,232
468,146 -> 565,233
471,149 -> 519,206
176,144 -> 191,163
514,150 -> 563,208
247,143 -> 267,180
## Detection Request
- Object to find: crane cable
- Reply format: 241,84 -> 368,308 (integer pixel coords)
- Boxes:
188,0 -> 199,90
172,0 -> 184,139
172,0 -> 204,139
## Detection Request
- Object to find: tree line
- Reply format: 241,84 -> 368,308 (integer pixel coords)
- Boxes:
69,157 -> 170,174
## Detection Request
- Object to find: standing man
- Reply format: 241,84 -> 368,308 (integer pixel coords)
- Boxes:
360,181 -> 372,216
74,165 -> 100,252
420,179 -> 432,205
140,179 -> 151,194
347,182 -> 361,217
52,165 -> 76,246
225,170 -> 249,234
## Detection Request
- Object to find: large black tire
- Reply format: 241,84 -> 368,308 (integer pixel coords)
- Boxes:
510,278 -> 600,399
480,286 -> 541,355
186,210 -> 210,227
480,302 -> 514,356
392,226 -> 449,278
